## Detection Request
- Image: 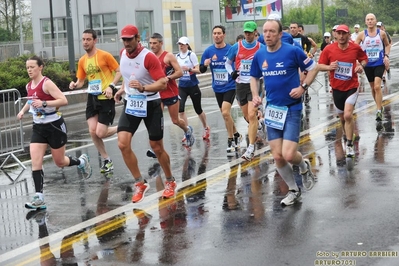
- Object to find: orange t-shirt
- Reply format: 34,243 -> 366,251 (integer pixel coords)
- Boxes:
77,49 -> 119,100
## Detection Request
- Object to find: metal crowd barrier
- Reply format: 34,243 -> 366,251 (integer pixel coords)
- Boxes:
0,88 -> 26,182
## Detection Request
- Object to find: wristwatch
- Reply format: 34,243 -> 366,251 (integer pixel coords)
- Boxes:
42,101 -> 47,108
109,83 -> 115,90
301,83 -> 309,90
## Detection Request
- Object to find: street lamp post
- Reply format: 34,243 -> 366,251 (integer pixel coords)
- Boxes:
49,0 -> 55,59
18,0 -> 23,56
321,0 -> 326,34
88,0 -> 93,29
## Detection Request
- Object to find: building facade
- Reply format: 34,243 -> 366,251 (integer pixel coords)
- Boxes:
31,0 -> 220,60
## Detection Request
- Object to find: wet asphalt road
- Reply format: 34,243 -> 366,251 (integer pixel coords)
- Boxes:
2,48 -> 399,265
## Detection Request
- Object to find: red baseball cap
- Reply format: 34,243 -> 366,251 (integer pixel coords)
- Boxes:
121,25 -> 138,38
335,25 -> 349,33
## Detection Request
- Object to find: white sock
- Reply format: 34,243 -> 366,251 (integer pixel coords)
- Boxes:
248,144 -> 255,152
36,192 -> 44,200
298,159 -> 308,173
277,163 -> 298,191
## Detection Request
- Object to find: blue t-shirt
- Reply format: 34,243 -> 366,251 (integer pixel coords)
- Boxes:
250,42 -> 316,111
201,44 -> 235,93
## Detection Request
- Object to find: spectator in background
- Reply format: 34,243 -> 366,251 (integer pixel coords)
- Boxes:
298,24 -> 318,57
351,24 -> 360,41
321,32 -> 333,51
236,34 -> 245,42
332,25 -> 339,42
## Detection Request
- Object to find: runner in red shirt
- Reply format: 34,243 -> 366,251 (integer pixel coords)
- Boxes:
318,24 -> 368,158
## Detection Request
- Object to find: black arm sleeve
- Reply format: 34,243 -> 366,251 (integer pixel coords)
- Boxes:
199,64 -> 208,73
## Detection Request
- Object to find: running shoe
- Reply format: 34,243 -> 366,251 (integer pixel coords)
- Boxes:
346,145 -> 355,158
78,153 -> 92,179
25,195 -> 47,210
162,180 -> 176,198
226,139 -> 237,156
241,145 -> 254,161
202,126 -> 210,140
100,159 -> 114,173
301,159 -> 315,190
234,132 -> 243,149
280,188 -> 301,206
146,149 -> 157,158
132,181 -> 150,203
185,125 -> 195,147
133,208 -> 152,230
376,110 -> 383,121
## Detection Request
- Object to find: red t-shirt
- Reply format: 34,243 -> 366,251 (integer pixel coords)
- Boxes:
159,51 -> 179,99
319,42 -> 368,91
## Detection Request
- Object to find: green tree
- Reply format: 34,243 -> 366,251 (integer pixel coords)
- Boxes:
0,27 -> 11,41
283,5 -> 321,25
0,0 -> 31,41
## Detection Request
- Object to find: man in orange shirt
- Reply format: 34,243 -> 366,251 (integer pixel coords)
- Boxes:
70,29 -> 121,174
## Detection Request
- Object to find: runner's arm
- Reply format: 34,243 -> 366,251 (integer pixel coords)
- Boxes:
166,52 -> 183,80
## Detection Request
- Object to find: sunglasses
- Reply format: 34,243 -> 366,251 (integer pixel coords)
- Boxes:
324,36 -> 330,38
122,37 -> 134,42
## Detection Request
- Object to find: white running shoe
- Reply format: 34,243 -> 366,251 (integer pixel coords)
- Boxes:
78,153 -> 92,179
241,145 -> 254,161
280,189 -> 301,206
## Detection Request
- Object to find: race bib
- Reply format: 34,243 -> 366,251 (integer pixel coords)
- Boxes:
125,94 -> 147,117
88,80 -> 102,95
214,69 -> 228,85
264,104 -> 288,130
366,48 -> 379,62
334,61 -> 353,81
180,70 -> 191,81
240,60 -> 252,76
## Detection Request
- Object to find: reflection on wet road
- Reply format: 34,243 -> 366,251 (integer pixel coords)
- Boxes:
2,71 -> 399,265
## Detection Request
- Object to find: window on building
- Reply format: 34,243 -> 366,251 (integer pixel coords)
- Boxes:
84,13 -> 118,43
171,11 -> 186,53
136,11 -> 154,48
41,18 -> 67,48
200,10 -> 213,45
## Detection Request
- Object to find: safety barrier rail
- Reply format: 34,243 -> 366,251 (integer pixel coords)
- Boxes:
0,88 -> 26,182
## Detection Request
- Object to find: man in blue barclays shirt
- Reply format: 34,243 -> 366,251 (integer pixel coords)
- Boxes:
250,19 -> 319,206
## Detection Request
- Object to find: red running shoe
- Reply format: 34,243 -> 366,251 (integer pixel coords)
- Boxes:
132,182 -> 150,203
202,126 -> 210,139
162,180 -> 176,198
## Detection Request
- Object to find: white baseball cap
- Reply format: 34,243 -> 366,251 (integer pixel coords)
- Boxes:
267,13 -> 281,21
324,32 -> 331,37
177,36 -> 190,45
332,25 -> 339,31
377,21 -> 383,27
354,24 -> 360,28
